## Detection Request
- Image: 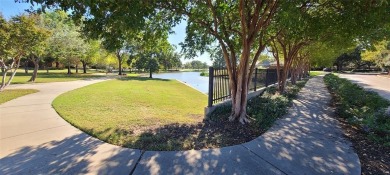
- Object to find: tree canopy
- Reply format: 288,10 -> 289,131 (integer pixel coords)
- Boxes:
1,14 -> 50,89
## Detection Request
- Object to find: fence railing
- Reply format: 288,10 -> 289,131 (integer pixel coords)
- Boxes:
208,67 -> 281,107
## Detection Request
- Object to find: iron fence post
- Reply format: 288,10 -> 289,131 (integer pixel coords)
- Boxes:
208,67 -> 214,107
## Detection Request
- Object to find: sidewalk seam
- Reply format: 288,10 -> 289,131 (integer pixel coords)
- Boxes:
240,144 -> 288,175
129,150 -> 145,175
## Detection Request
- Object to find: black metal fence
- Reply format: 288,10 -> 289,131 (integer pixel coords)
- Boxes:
208,67 -> 279,107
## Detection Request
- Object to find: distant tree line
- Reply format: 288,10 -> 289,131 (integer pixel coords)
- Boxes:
1,10 -> 183,89
182,60 -> 208,70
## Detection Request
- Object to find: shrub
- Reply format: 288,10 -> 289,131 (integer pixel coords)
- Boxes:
208,79 -> 308,131
324,74 -> 390,145
200,72 -> 209,77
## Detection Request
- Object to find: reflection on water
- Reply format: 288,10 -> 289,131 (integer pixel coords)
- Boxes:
153,72 -> 208,93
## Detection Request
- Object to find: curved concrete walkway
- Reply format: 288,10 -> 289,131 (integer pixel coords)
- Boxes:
0,76 -> 360,175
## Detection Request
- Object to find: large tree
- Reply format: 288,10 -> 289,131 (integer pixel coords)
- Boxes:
158,46 -> 182,71
0,14 -> 49,90
135,28 -> 174,77
27,0 -> 278,123
40,10 -> 87,74
268,0 -> 390,92
363,40 -> 390,75
166,1 -> 278,123
80,40 -> 101,73
27,14 -> 50,82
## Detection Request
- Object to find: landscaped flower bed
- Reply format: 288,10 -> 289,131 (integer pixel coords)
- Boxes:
324,74 -> 390,146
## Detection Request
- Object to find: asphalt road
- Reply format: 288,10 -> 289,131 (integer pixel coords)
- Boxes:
338,74 -> 390,101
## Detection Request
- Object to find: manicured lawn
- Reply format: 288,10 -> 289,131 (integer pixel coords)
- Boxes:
309,71 -> 323,77
10,69 -> 138,84
53,76 -> 308,151
52,77 -> 207,150
0,89 -> 39,104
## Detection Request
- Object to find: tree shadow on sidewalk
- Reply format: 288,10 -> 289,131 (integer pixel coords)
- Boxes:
0,133 -> 140,175
241,79 -> 361,174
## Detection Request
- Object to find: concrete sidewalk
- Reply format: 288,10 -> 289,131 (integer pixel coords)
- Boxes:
0,76 -> 360,174
1,79 -> 141,174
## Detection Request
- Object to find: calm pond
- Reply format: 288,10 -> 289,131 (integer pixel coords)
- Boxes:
153,72 -> 208,93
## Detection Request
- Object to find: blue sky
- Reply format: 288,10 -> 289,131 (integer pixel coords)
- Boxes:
0,0 -> 212,65
0,0 -> 34,18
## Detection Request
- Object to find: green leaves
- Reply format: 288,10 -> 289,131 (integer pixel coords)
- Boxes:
324,74 -> 390,145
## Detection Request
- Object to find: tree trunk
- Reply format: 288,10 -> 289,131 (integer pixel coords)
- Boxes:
1,70 -> 8,90
82,61 -> 87,73
1,56 -> 21,91
291,68 -> 297,85
28,62 -> 39,82
297,69 -> 302,80
272,45 -> 283,93
280,70 -> 287,92
67,62 -> 71,75
338,64 -> 342,72
149,69 -> 153,78
55,61 -> 59,68
229,70 -> 250,124
116,51 -> 123,75
228,45 -> 251,124
118,61 -> 122,75
24,60 -> 28,74
76,64 -> 79,73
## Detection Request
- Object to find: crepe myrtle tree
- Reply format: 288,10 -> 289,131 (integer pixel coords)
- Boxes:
161,0 -> 279,123
0,14 -> 49,90
268,0 -> 390,92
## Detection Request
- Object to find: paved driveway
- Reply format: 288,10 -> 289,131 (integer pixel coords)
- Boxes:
338,74 -> 390,101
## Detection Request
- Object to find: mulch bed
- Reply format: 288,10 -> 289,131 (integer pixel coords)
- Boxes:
333,111 -> 390,174
130,118 -> 266,150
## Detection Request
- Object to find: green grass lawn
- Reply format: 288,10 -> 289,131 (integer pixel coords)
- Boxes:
0,89 -> 39,104
309,71 -> 323,77
52,77 -> 207,150
10,69 -> 138,84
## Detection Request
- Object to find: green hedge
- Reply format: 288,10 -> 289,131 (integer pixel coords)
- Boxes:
200,72 -> 209,77
324,74 -> 390,146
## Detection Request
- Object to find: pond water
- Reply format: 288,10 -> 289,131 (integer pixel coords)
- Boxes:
152,72 -> 208,94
